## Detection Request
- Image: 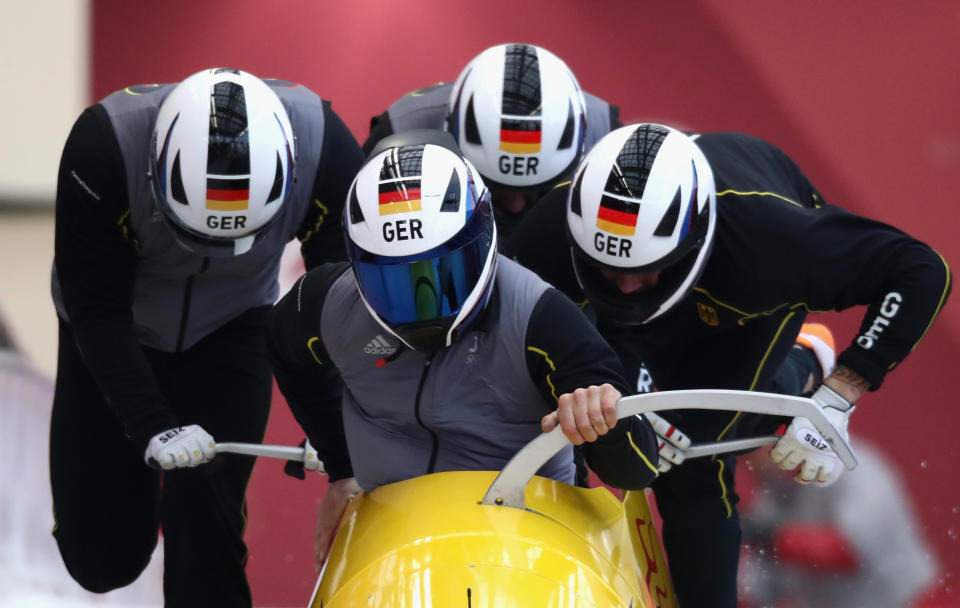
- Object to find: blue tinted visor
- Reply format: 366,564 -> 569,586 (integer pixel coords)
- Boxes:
347,204 -> 495,325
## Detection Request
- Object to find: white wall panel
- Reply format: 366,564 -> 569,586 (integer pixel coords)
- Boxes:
0,0 -> 89,205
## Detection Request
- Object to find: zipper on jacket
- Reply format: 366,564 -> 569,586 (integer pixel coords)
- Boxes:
413,357 -> 441,474
175,257 -> 210,352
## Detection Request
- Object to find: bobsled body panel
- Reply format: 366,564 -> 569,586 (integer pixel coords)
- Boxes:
312,471 -> 667,607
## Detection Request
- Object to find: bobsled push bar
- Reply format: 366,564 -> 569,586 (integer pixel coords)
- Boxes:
481,389 -> 859,509
214,442 -> 326,474
212,389 -> 857,510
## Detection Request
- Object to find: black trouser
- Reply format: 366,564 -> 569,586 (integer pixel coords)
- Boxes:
631,311 -> 810,607
50,308 -> 272,607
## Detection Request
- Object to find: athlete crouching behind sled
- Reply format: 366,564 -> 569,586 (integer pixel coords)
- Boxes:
49,68 -> 363,606
266,130 -> 660,569
504,123 -> 952,608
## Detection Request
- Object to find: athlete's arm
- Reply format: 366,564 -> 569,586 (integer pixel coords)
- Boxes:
297,101 -> 366,268
703,133 -> 951,392
55,105 -> 178,449
780,205 -> 949,391
266,263 -> 354,481
525,289 -> 659,489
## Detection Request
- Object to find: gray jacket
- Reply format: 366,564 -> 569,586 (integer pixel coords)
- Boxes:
320,257 -> 574,491
52,81 -> 326,352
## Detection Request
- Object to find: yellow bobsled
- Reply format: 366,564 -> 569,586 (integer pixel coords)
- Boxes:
312,472 -> 675,607
219,389 -> 856,607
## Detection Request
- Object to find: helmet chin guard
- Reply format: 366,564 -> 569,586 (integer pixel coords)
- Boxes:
345,133 -> 498,352
566,124 -> 716,324
447,43 -> 587,194
150,68 -> 296,257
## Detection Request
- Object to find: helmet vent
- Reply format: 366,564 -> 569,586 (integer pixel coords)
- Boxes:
207,82 -> 250,175
380,145 -> 424,180
569,169 -> 585,216
267,152 -> 283,203
678,161 -> 699,240
274,112 -> 295,200
464,96 -> 482,144
447,68 -> 471,142
653,186 -> 681,237
502,44 -> 542,116
440,167 -> 461,212
171,152 -> 188,205
558,100 -> 575,150
606,124 -> 669,198
349,185 -> 365,224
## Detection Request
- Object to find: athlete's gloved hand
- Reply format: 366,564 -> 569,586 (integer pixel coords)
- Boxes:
770,384 -> 854,486
303,439 -> 324,473
144,425 -> 216,470
644,412 -> 692,473
284,438 -> 327,479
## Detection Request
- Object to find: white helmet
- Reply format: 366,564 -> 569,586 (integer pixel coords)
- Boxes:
345,130 -> 497,352
566,124 -> 716,325
446,43 -> 586,192
150,68 -> 296,257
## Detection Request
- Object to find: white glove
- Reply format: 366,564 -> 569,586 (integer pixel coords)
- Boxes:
144,425 -> 216,470
303,439 -> 325,473
770,384 -> 854,486
644,412 -> 692,473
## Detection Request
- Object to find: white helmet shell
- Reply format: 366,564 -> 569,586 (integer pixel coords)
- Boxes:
151,68 -> 296,256
566,124 -> 716,324
345,134 -> 497,352
447,43 -> 586,191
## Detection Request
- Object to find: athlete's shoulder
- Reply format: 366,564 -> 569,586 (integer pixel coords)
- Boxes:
387,82 -> 449,109
95,82 -> 174,123
402,81 -> 452,99
582,91 -> 621,137
99,82 -> 171,103
582,89 -> 618,113
694,132 -> 815,203
692,131 -> 779,161
263,77 -> 309,91
289,262 -> 352,311
262,78 -> 329,112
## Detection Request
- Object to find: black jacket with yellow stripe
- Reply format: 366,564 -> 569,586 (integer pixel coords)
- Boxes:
504,132 -> 951,393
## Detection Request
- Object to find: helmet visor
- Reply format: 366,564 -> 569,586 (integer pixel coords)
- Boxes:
347,205 -> 495,325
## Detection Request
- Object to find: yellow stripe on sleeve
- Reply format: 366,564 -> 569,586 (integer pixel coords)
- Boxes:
527,346 -> 558,401
627,430 -> 661,476
909,251 -> 952,353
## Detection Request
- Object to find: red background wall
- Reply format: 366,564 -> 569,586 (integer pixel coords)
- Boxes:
92,1 -> 960,605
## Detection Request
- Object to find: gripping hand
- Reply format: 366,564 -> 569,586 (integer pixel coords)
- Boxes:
770,384 -> 854,486
145,425 -> 216,470
644,412 -> 692,473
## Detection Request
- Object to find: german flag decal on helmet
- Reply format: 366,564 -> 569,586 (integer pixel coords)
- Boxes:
378,145 -> 424,216
206,176 -> 250,211
499,119 -> 541,154
596,195 -> 639,236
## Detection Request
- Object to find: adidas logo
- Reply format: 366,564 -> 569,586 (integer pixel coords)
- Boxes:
364,334 -> 397,356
